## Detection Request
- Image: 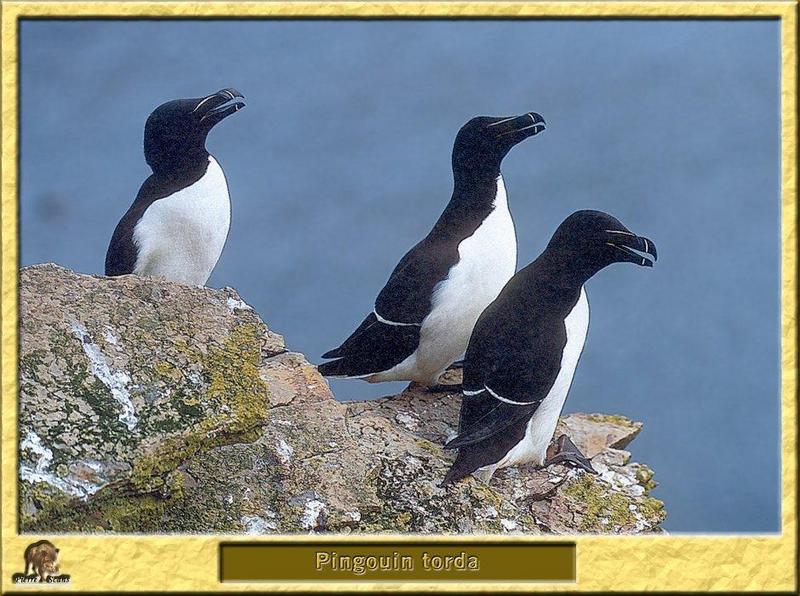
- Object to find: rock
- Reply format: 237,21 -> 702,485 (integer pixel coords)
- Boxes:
18,264 -> 665,534
557,413 -> 642,458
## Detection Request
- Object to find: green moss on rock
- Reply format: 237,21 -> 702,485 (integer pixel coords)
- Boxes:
638,495 -> 666,521
635,465 -> 658,493
563,474 -> 638,532
25,322 -> 273,531
205,323 -> 270,429
586,413 -> 634,426
128,323 -> 270,494
23,485 -> 173,533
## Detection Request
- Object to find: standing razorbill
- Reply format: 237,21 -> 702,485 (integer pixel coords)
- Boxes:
318,113 -> 546,387
442,210 -> 657,485
105,88 -> 245,286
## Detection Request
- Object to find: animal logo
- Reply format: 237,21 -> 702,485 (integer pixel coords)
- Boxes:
11,540 -> 69,584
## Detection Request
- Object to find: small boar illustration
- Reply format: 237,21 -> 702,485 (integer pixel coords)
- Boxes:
24,540 -> 60,582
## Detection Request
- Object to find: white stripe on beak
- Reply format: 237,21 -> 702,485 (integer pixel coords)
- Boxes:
495,122 -> 542,138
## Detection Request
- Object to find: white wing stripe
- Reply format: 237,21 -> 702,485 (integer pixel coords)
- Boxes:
485,385 -> 531,406
373,309 -> 421,327
462,388 -> 485,396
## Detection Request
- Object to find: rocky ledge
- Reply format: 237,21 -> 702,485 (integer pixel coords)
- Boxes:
18,264 -> 665,534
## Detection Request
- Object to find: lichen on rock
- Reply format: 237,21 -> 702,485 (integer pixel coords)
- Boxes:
18,264 -> 665,534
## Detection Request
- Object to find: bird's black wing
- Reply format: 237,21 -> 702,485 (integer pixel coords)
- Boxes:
318,312 -> 421,377
441,318 -> 566,485
374,234 -> 461,324
105,201 -> 148,276
319,235 -> 460,377
447,308 -> 567,448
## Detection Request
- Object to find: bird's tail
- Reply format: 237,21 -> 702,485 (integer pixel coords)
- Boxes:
440,450 -> 480,487
318,313 -> 421,379
316,358 -> 370,379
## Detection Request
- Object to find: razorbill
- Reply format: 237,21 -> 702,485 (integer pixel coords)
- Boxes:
442,210 -> 657,485
105,88 -> 245,286
318,113 -> 546,386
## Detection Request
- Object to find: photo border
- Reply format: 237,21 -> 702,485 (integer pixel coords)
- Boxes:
1,1 -> 796,592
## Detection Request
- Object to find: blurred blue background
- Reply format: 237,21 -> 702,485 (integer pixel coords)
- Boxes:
19,19 -> 780,533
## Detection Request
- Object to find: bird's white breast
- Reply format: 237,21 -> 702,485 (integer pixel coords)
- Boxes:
132,156 -> 231,286
385,175 -> 517,384
493,286 -> 590,470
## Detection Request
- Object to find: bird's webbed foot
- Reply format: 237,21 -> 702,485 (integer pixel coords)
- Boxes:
542,434 -> 598,474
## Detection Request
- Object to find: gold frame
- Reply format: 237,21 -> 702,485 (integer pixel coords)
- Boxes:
1,2 -> 796,592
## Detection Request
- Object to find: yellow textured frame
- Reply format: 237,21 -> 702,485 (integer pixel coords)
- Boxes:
0,1 -> 796,592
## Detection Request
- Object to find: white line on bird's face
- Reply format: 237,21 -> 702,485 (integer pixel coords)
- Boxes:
486,116 -> 518,128
192,95 -> 216,114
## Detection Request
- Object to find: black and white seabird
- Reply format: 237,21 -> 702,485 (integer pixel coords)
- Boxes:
442,210 -> 657,485
105,88 -> 246,286
318,113 -> 546,386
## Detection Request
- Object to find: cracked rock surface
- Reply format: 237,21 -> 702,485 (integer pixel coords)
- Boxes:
19,264 -> 665,534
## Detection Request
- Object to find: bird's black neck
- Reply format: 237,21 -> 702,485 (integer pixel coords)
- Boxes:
138,155 -> 211,203
149,152 -> 210,184
146,139 -> 210,178
429,169 -> 502,239
522,248 -> 593,303
453,167 -> 501,196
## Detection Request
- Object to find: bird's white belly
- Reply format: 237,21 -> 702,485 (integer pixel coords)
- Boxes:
132,156 -> 231,286
488,287 -> 590,472
372,175 -> 517,385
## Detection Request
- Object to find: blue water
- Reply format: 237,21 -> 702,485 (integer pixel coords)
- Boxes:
19,19 -> 780,533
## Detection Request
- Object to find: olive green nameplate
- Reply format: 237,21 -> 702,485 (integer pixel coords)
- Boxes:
220,542 -> 576,582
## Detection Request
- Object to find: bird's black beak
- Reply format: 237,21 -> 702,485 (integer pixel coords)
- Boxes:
195,88 -> 246,128
605,230 -> 658,267
488,112 -> 546,142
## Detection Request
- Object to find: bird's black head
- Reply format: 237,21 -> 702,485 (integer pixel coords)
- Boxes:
143,88 -> 245,175
452,113 -> 546,179
546,210 -> 657,280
